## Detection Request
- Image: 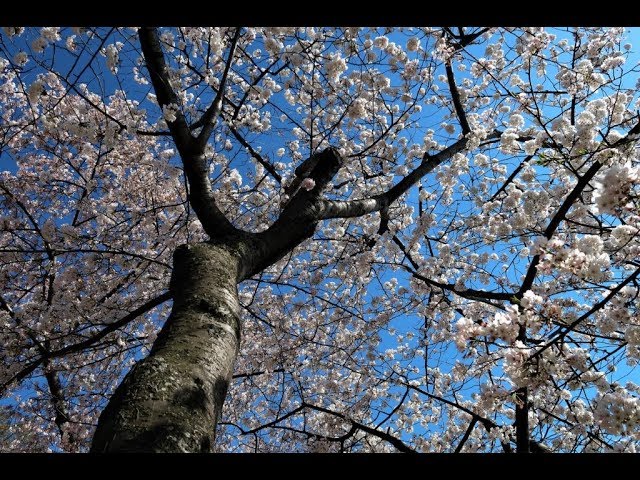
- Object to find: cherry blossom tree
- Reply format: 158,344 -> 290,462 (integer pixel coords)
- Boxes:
1,26 -> 639,453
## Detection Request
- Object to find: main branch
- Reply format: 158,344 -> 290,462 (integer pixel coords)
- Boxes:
138,27 -> 237,239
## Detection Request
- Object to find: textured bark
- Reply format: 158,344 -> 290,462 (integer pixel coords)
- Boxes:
90,243 -> 241,452
89,148 -> 345,452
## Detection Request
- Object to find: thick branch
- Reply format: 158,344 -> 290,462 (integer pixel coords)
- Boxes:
444,27 -> 492,51
139,27 -> 238,239
138,27 -> 193,149
241,148 -> 344,280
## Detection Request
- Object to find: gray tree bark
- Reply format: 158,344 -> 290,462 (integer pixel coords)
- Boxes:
89,147 -> 344,453
91,243 -> 241,452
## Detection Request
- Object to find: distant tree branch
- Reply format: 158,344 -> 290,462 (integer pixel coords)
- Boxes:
0,291 -> 172,396
488,155 -> 533,202
232,368 -> 285,379
241,405 -> 306,435
195,27 -> 241,150
228,126 -> 282,183
454,417 -> 478,453
315,131 -> 501,221
518,119 -> 640,298
531,266 -> 640,360
445,60 -> 470,134
43,361 -> 72,442
302,402 -> 417,453
407,266 -> 515,301
403,381 -> 513,453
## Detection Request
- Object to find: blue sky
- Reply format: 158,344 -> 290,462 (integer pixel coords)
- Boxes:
2,26 -> 640,451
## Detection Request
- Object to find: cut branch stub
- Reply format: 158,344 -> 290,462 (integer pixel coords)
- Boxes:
284,147 -> 344,199
242,148 -> 344,280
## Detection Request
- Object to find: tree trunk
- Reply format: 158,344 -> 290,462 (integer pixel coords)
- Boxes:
90,242 -> 241,452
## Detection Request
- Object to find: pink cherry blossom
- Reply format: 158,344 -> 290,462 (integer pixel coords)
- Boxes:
0,26 -> 638,454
